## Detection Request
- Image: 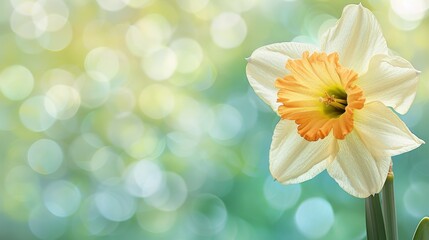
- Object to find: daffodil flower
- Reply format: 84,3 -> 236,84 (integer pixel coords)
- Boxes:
246,4 -> 423,198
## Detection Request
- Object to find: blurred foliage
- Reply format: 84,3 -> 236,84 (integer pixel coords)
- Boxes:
0,0 -> 428,239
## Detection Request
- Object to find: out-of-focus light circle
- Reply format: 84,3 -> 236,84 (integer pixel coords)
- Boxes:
146,172 -> 188,211
169,96 -> 207,136
169,60 -> 216,87
43,117 -> 79,140
69,133 -> 104,171
208,104 -> 243,141
187,194 -> 228,235
292,35 -> 316,45
38,22 -> 73,51
40,13 -> 68,32
27,138 -> 63,175
126,127 -> 165,159
0,65 -> 34,100
126,14 -> 172,56
107,88 -> 136,113
34,0 -> 69,32
45,84 -> 81,120
89,147 -> 113,171
403,182 -> 429,217
95,189 -> 137,222
295,198 -> 334,239
210,12 -> 247,49
139,84 -> 175,119
107,113 -> 144,148
390,0 -> 429,21
167,131 -> 199,157
219,0 -> 258,12
85,47 -> 120,82
142,47 -> 177,80
10,2 -> 46,39
318,17 -> 337,41
125,160 -> 164,198
41,68 -> 75,87
28,206 -> 67,239
170,38 -> 203,73
124,0 -> 153,8
91,147 -> 124,184
19,96 -> 56,132
388,9 -> 422,31
263,176 -> 301,210
80,112 -> 101,133
176,0 -> 209,13
80,196 -> 119,236
137,207 -> 176,233
10,0 -> 38,10
181,160 -> 208,192
76,73 -> 110,108
43,180 -> 81,217
96,0 -> 127,11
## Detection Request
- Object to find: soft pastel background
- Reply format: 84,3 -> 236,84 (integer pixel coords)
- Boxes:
0,0 -> 428,239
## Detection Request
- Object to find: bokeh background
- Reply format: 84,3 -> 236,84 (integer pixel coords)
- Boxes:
0,0 -> 428,239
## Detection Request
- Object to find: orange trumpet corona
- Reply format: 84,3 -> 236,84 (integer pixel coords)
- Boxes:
276,51 -> 365,141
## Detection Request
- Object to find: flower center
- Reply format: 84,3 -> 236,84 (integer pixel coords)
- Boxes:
275,51 -> 365,141
320,89 -> 347,117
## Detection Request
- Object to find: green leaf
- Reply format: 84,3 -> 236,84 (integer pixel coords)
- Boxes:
413,217 -> 429,240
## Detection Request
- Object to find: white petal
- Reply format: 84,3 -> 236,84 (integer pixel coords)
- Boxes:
358,54 -> 420,114
327,131 -> 391,198
269,120 -> 336,184
246,42 -> 318,112
354,102 -> 424,156
321,4 -> 388,74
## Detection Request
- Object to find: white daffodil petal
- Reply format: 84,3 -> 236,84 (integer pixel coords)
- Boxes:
359,54 -> 420,114
327,131 -> 391,198
246,42 -> 318,112
354,102 -> 424,156
321,4 -> 387,74
269,120 -> 336,184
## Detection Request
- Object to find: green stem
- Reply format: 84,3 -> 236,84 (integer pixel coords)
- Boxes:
382,170 -> 398,240
365,193 -> 386,240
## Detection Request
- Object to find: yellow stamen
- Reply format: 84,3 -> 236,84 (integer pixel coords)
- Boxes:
319,92 -> 346,110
